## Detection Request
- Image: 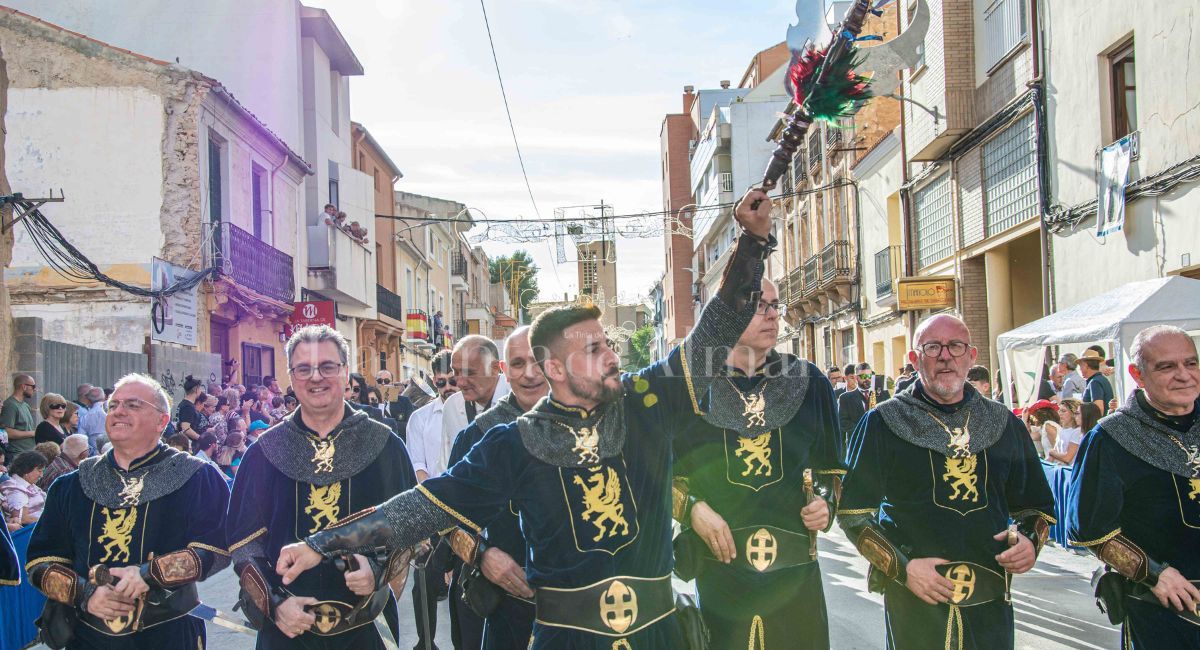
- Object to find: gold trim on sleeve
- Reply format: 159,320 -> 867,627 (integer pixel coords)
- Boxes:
1011,509 -> 1058,525
188,542 -> 231,557
1070,528 -> 1122,548
816,469 -> 847,475
25,555 -> 72,572
228,527 -> 267,553
0,578 -> 19,586
417,484 -> 482,533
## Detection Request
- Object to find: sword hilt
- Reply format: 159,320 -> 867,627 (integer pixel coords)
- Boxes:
803,469 -> 819,560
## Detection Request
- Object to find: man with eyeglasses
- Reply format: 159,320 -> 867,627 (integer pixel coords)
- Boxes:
226,325 -> 417,648
26,373 -> 230,647
672,279 -> 845,649
837,314 -> 1054,649
374,370 -> 415,440
838,362 -> 891,447
1,374 -> 38,455
1068,325 -> 1200,649
399,349 -> 458,650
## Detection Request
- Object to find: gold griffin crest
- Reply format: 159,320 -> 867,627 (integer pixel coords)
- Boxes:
573,467 -> 629,542
735,432 -> 773,477
942,455 -> 980,502
1188,478 -> 1200,502
309,437 -> 336,473
117,475 -> 145,508
305,482 -> 342,533
97,507 -> 138,563
737,389 -> 767,428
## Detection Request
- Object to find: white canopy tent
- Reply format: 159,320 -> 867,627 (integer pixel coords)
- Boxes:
995,276 -> 1200,407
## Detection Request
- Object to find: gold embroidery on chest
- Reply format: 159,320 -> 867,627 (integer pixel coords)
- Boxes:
305,482 -> 342,533
1189,478 -> 1200,502
942,455 -> 980,502
97,507 -> 137,563
117,475 -> 145,507
735,432 -> 774,477
573,467 -> 629,542
309,437 -> 336,473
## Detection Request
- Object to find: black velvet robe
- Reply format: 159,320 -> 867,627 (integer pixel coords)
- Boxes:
672,358 -> 845,649
840,395 -> 1054,649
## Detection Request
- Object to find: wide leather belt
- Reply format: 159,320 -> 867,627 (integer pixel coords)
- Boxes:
1132,580 -> 1200,627
300,587 -> 392,637
80,583 -> 198,636
709,525 -> 814,574
937,562 -> 1009,607
535,575 -> 675,637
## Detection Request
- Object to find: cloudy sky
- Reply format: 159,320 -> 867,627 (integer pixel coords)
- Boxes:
306,0 -> 821,303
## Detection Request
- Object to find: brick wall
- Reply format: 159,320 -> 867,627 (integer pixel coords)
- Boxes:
661,108 -> 697,341
960,255 -> 990,370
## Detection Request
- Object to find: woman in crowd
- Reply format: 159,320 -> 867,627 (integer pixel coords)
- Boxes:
1046,398 -> 1083,465
34,442 -> 60,466
0,450 -> 48,526
1024,399 -> 1061,458
1077,402 -> 1102,439
34,393 -> 70,445
208,395 -> 231,440
62,401 -> 80,435
267,396 -> 287,423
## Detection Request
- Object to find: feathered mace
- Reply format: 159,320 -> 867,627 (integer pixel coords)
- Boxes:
754,0 -> 875,205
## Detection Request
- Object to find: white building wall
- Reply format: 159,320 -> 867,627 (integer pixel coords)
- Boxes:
855,134 -> 902,320
1047,1 -> 1200,310
8,87 -> 166,268
4,0 -> 305,151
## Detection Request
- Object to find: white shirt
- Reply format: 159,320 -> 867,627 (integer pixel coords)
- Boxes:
407,397 -> 447,477
1052,426 -> 1083,458
441,375 -> 511,467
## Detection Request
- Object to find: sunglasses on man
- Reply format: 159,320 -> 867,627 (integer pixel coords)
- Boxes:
435,378 -> 458,389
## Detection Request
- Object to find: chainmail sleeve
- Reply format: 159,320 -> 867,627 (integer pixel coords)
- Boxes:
306,487 -> 460,559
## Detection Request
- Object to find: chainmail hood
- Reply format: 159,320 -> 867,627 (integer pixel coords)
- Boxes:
78,444 -> 206,509
254,406 -> 391,486
696,352 -> 813,437
1099,391 -> 1200,478
876,381 -> 1011,457
472,393 -> 525,436
517,395 -> 626,468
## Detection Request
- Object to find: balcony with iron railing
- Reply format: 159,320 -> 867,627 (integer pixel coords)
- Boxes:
874,245 -> 902,298
825,125 -> 843,151
801,255 -> 820,297
405,309 -> 433,349
209,222 -> 295,304
792,153 -> 807,187
376,284 -> 403,322
783,265 -> 805,305
807,139 -> 823,171
819,240 -> 853,284
451,251 -> 468,281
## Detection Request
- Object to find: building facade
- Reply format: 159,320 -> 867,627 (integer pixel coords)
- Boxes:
3,9 -> 310,389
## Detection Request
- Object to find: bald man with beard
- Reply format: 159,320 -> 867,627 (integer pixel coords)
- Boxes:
837,315 -> 1054,649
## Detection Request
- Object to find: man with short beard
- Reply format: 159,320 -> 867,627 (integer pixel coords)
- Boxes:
1068,325 -> 1200,649
671,278 -> 844,649
226,326 -> 416,648
441,326 -> 547,649
837,315 -> 1054,649
275,189 -> 776,647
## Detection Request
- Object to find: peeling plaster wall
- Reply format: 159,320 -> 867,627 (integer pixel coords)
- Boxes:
0,43 -> 12,381
0,13 -> 206,350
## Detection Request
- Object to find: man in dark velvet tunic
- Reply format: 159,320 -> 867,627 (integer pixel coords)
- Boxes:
441,325 -> 547,650
837,315 -> 1055,650
1068,325 -> 1200,649
227,325 -> 416,649
671,277 -> 844,650
274,189 -> 776,649
26,373 -> 230,649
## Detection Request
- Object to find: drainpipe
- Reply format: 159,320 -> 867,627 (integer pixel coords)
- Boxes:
896,0 -> 916,342
1030,0 -> 1055,317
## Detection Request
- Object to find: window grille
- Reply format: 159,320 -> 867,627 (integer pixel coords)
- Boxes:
912,173 -> 953,268
982,112 -> 1038,236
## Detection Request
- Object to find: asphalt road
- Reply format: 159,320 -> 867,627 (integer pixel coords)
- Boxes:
177,527 -> 1118,650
